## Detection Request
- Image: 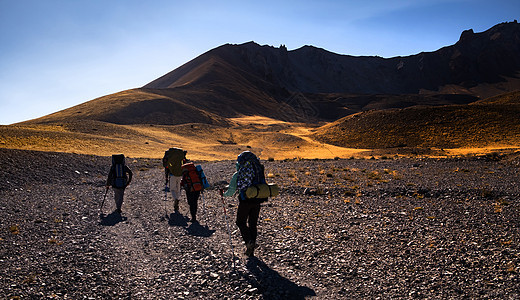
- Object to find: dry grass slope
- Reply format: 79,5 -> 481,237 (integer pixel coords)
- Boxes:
3,92 -> 520,160
312,91 -> 520,151
21,89 -> 229,126
0,116 -> 367,160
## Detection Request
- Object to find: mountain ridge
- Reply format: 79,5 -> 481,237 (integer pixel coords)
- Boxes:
145,21 -> 520,97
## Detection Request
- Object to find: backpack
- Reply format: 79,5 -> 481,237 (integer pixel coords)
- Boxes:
181,162 -> 203,192
196,165 -> 210,189
163,148 -> 185,176
237,151 -> 265,185
112,154 -> 127,188
237,151 -> 278,200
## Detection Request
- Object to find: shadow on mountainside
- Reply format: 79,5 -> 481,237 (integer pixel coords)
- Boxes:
244,257 -> 316,299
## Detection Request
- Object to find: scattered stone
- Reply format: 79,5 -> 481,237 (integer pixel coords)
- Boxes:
0,150 -> 518,298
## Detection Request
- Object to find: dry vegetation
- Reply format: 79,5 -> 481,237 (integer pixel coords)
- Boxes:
0,116 -> 367,161
4,91 -> 519,161
312,91 -> 520,152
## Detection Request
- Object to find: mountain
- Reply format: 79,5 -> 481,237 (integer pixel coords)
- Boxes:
6,21 -> 519,159
22,21 -> 520,126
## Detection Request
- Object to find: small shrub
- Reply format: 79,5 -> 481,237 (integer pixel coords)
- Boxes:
367,171 -> 382,180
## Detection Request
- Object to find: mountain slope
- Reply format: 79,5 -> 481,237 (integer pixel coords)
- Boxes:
9,21 -> 520,158
312,91 -> 520,149
25,89 -> 230,126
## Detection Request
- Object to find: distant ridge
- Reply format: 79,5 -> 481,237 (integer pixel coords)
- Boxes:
146,21 -> 520,97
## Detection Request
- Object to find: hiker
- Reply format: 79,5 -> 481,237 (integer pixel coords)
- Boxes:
163,147 -> 186,211
106,154 -> 133,214
181,157 -> 203,223
223,151 -> 267,257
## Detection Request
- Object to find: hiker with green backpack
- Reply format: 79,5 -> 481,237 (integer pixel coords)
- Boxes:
163,147 -> 187,212
106,154 -> 133,214
223,151 -> 278,257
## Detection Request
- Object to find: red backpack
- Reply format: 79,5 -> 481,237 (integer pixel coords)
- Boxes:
181,162 -> 203,192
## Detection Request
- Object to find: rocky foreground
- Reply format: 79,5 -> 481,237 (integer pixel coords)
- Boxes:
0,148 -> 519,299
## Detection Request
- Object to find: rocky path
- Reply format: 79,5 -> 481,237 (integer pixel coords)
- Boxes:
1,149 -> 520,299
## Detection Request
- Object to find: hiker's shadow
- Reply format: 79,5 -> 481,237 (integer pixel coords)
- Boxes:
168,211 -> 216,237
99,211 -> 127,226
168,211 -> 189,227
186,221 -> 215,237
244,257 -> 316,300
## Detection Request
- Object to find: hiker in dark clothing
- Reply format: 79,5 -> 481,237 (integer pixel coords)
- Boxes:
224,151 -> 267,257
106,154 -> 133,214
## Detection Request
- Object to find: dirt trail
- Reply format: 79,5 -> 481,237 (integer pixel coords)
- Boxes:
96,166 -> 239,298
92,164 -> 316,299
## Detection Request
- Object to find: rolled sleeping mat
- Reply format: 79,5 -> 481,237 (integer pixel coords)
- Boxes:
245,183 -> 279,198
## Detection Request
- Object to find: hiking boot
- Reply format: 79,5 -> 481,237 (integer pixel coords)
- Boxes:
245,242 -> 255,257
174,199 -> 179,211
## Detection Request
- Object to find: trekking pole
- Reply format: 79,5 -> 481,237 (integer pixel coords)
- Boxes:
200,191 -> 207,225
219,188 -> 235,270
201,191 -> 206,215
100,186 -> 109,215
164,176 -> 169,218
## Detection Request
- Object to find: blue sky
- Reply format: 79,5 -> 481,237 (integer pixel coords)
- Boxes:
0,0 -> 518,124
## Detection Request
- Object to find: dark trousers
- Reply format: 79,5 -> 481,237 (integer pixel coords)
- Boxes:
236,200 -> 261,244
186,191 -> 200,220
114,188 -> 124,210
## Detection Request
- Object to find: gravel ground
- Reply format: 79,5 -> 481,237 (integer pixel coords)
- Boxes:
1,148 -> 519,299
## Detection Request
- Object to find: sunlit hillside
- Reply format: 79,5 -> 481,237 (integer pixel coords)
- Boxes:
0,117 -> 367,160
312,91 -> 520,154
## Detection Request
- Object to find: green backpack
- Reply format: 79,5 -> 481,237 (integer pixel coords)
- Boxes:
162,148 -> 185,176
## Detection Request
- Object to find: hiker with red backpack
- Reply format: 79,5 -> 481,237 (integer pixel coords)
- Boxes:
180,156 -> 208,223
106,154 -> 133,214
223,151 -> 268,257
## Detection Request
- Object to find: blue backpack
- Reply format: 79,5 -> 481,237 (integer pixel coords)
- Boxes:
196,165 -> 210,189
112,154 -> 127,188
